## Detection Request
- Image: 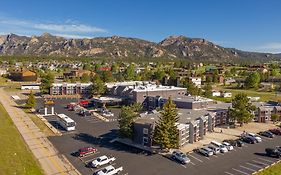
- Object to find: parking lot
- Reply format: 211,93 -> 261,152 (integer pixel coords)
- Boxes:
35,98 -> 281,175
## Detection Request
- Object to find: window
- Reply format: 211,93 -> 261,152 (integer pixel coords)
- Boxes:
143,137 -> 148,144
143,128 -> 148,134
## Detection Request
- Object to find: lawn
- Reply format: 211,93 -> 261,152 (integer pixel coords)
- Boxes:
256,162 -> 281,175
0,103 -> 43,175
216,85 -> 281,102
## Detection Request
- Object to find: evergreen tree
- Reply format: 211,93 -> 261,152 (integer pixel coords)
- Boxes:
118,105 -> 139,138
245,71 -> 260,89
124,64 -> 135,80
40,72 -> 54,94
185,80 -> 200,96
25,91 -> 36,109
203,83 -> 212,98
229,93 -> 256,126
153,98 -> 179,150
91,74 -> 106,96
80,73 -> 91,83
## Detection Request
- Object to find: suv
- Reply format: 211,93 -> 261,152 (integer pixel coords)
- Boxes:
265,148 -> 281,158
198,147 -> 214,157
171,150 -> 190,164
241,136 -> 257,144
78,147 -> 97,157
258,131 -> 274,138
247,133 -> 262,142
269,128 -> 281,135
208,145 -> 220,155
222,142 -> 234,151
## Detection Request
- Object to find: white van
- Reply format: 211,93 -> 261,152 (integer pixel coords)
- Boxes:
211,141 -> 228,153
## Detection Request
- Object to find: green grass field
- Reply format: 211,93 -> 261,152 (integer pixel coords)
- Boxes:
0,103 -> 43,175
256,162 -> 281,175
216,85 -> 281,102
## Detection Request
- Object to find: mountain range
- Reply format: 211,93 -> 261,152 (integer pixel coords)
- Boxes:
0,33 -> 280,62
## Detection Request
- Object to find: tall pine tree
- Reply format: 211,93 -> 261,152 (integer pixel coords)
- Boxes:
153,97 -> 179,150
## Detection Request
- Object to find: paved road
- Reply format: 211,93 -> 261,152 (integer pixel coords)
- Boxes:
40,98 -> 281,175
0,89 -> 80,175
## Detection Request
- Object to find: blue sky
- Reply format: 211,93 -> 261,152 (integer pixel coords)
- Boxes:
0,0 -> 280,53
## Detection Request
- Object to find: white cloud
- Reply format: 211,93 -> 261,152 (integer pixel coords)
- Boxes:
34,23 -> 106,33
0,17 -> 107,37
253,42 -> 281,53
54,33 -> 94,39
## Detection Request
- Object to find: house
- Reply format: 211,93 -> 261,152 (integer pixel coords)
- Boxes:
63,70 -> 92,79
9,69 -> 37,82
212,91 -> 221,97
0,68 -> 7,76
21,84 -> 41,90
189,77 -> 201,87
256,106 -> 274,123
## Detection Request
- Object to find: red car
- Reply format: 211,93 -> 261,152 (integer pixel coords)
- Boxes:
269,129 -> 281,135
78,147 -> 97,157
79,100 -> 89,107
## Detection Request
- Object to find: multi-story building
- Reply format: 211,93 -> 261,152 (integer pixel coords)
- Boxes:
107,81 -> 186,104
50,83 -> 92,95
133,109 -> 216,147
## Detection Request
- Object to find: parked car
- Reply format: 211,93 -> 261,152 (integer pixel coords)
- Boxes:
276,146 -> 281,152
265,148 -> 281,158
222,142 -> 234,151
258,131 -> 274,138
102,111 -> 114,117
208,145 -> 220,155
91,155 -> 116,168
198,147 -> 214,157
241,136 -> 257,144
247,133 -> 262,142
171,150 -> 190,164
269,128 -> 281,135
235,139 -> 245,147
210,141 -> 228,153
95,165 -> 123,175
78,147 -> 97,157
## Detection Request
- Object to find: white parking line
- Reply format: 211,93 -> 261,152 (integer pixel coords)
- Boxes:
205,156 -> 210,160
225,172 -> 234,175
257,157 -> 275,163
252,160 -> 269,166
189,154 -> 203,163
180,164 -> 187,168
246,162 -> 263,169
232,168 -> 250,175
239,165 -> 255,172
213,155 -> 218,158
189,161 -> 196,165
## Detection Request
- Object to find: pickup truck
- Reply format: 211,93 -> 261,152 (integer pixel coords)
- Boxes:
91,155 -> 116,168
95,165 -> 123,175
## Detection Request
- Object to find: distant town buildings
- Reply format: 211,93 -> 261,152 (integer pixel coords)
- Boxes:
9,69 -> 37,82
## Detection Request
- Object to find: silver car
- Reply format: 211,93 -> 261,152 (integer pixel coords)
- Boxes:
198,147 -> 214,157
171,150 -> 190,164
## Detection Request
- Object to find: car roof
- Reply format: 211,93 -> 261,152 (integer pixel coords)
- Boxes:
105,165 -> 114,170
80,147 -> 93,151
202,147 -> 212,151
98,155 -> 108,159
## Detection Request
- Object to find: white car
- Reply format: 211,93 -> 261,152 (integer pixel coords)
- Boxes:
102,111 -> 114,117
248,133 -> 262,143
222,142 -> 234,151
91,155 -> 116,168
211,141 -> 228,153
96,165 -> 123,175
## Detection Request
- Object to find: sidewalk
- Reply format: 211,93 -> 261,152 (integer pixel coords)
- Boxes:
181,122 -> 277,153
0,88 -> 80,175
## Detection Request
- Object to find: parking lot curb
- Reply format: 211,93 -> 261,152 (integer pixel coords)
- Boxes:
252,159 -> 281,175
36,114 -> 62,136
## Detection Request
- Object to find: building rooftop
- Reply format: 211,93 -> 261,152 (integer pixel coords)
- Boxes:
52,82 -> 92,86
172,95 -> 213,103
132,84 -> 186,92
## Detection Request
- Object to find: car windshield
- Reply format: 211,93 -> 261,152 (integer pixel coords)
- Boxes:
67,122 -> 76,127
97,158 -> 101,162
180,153 -> 187,158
